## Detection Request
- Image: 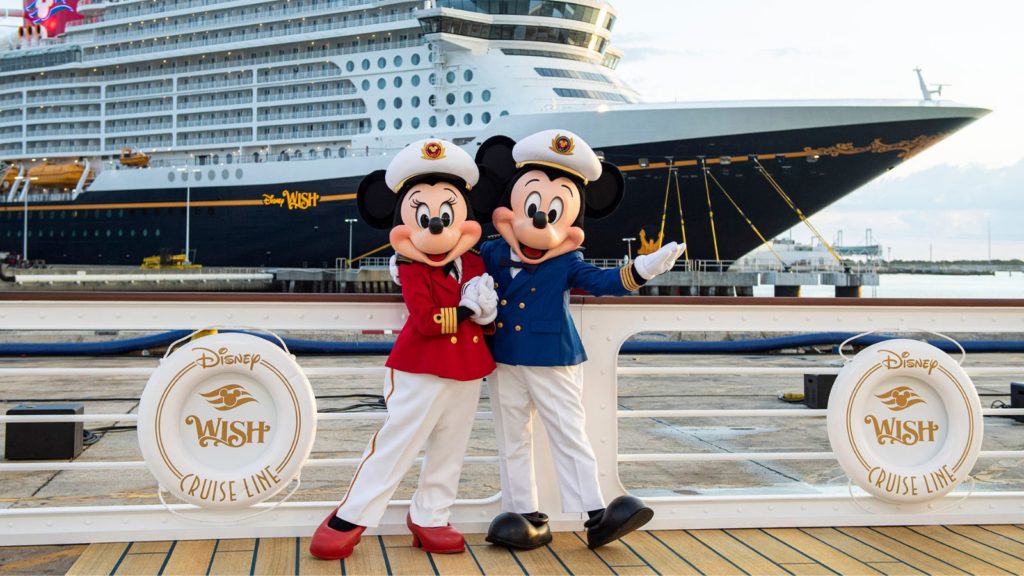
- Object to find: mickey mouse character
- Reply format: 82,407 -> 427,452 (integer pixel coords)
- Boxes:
310,139 -> 499,561
475,129 -> 685,550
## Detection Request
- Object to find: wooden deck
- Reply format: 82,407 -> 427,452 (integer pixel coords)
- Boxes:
3,525 -> 1023,575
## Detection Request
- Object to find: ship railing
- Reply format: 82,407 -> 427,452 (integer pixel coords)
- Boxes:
177,78 -> 254,93
105,122 -> 175,134
257,87 -> 358,104
258,106 -> 367,122
0,294 -> 1022,546
82,13 -> 419,62
175,134 -> 253,146
105,104 -> 174,117
25,92 -> 101,105
84,0 -> 405,46
176,116 -> 251,128
177,96 -> 253,111
259,127 -> 363,141
23,129 -> 101,138
24,145 -> 99,154
258,71 -> 342,85
104,86 -> 174,100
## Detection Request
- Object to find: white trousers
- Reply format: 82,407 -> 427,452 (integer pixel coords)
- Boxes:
336,368 -> 481,527
489,363 -> 605,514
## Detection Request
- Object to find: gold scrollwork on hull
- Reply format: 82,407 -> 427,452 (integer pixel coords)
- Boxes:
803,133 -> 948,161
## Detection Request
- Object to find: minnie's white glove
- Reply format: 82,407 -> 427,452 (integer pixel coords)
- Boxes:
459,276 -> 483,316
473,274 -> 498,325
632,242 -> 686,280
389,253 -> 401,286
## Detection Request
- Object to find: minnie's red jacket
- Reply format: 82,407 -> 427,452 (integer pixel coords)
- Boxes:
385,254 -> 496,381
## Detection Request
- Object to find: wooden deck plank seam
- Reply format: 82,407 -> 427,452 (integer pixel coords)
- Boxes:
803,528 -> 898,565
871,526 -> 1009,575
248,538 -> 260,576
108,542 -> 133,576
902,526 -> 1015,574
719,529 -> 799,575
541,540 -> 575,575
607,534 -> 662,575
462,542 -> 489,575
203,540 -> 221,576
570,532 -> 622,574
981,525 -> 1024,546
759,530 -> 840,576
376,535 -> 394,575
836,528 -> 955,575
687,530 -> 776,576
950,526 -> 1024,562
424,546 -> 442,576
645,531 -> 707,576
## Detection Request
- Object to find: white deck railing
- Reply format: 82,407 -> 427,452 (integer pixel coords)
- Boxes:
0,294 -> 1023,546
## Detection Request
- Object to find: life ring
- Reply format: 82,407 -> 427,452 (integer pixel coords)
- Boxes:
827,338 -> 983,504
138,332 -> 317,509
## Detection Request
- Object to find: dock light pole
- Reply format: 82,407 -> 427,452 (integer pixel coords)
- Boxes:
177,168 -> 197,264
345,218 -> 358,268
622,237 -> 636,262
13,175 -> 39,263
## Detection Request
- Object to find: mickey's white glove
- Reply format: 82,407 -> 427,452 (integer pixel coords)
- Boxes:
632,242 -> 686,280
473,274 -> 498,325
459,277 -> 483,316
389,253 -> 401,286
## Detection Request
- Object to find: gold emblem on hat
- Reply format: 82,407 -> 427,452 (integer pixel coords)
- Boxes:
550,134 -> 575,156
421,141 -> 446,160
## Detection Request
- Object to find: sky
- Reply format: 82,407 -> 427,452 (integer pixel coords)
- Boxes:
1,0 -> 1020,260
608,0 -> 1024,260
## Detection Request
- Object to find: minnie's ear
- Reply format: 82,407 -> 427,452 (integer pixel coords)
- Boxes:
356,170 -> 397,229
469,166 -> 503,225
475,136 -> 518,185
584,161 -> 625,219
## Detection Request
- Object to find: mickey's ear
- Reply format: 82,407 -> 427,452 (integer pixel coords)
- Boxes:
584,161 -> 625,219
356,170 -> 397,229
468,166 -> 503,225
475,136 -> 518,185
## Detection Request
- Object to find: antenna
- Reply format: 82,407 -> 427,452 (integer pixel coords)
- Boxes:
914,68 -> 951,101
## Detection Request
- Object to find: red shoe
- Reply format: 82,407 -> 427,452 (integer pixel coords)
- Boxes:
407,513 -> 465,554
309,510 -> 366,560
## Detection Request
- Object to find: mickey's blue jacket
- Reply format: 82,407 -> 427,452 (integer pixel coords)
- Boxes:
480,238 -> 642,367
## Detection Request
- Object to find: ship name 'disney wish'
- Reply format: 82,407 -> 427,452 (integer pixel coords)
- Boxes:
262,190 -> 321,210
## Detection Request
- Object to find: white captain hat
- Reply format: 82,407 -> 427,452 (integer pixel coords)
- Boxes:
512,129 -> 602,185
385,138 -> 479,193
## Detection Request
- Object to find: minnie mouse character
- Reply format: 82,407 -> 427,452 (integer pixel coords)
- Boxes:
310,139 -> 499,561
474,129 -> 685,549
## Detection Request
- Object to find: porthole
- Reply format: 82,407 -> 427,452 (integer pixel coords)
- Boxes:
377,99 -> 386,110
361,79 -> 370,91
377,78 -> 386,89
338,147 -> 346,158
411,53 -> 421,65
393,97 -> 403,109
428,94 -> 436,106
361,59 -> 370,70
411,96 -> 420,108
463,91 -> 473,104
429,73 -> 437,85
394,76 -> 403,88
181,171 -> 189,182
411,75 -> 420,87
155,229 -> 161,237
168,172 -> 175,182
446,114 -> 455,127
212,154 -> 219,164
446,93 -> 455,105
226,153 -> 233,164
464,113 -> 473,125
195,171 -> 202,181
393,55 -> 403,67
500,110 -> 510,116
222,169 -> 229,179
464,69 -> 473,82
482,111 -> 491,124
346,61 -> 355,72
428,116 -> 437,128
482,89 -> 492,102
411,117 -> 420,129
377,57 -> 386,69
235,168 -> 243,179
446,71 -> 455,84
394,118 -> 402,130
377,119 -> 386,131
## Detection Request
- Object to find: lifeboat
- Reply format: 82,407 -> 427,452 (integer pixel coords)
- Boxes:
119,147 -> 150,168
26,162 -> 93,187
0,164 -> 19,190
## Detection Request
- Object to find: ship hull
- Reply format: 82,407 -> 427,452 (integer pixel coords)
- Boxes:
0,116 -> 978,266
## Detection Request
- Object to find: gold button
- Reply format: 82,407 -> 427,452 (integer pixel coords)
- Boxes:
450,336 -> 458,344
433,314 -> 443,324
473,336 -> 479,343
530,287 -> 537,293
494,282 -> 499,288
518,302 -> 525,309
515,325 -> 522,332
500,299 -> 507,306
497,322 -> 504,329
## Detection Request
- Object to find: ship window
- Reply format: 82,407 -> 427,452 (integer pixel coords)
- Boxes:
155,229 -> 161,237
226,153 -> 233,165
482,111 -> 491,124
394,76 -> 403,88
377,120 -> 386,131
361,59 -> 370,70
346,61 -> 355,72
412,54 -> 421,65
236,169 -> 243,179
222,169 -> 229,180
393,55 -> 403,67
338,147 -> 347,158
501,110 -> 510,116
106,210 -> 113,218
106,229 -> 111,237
411,75 -> 421,87
446,93 -> 456,105
142,229 -> 148,237
446,71 -> 456,84
377,99 -> 386,110
428,95 -> 437,106
309,149 -> 317,158
361,79 -> 370,91
446,114 -> 455,127
324,148 -> 333,158
412,96 -> 421,108
377,78 -> 386,89
412,117 -> 420,129
378,57 -> 386,69
464,92 -> 473,104
394,118 -> 403,130
464,70 -> 474,82
464,113 -> 473,125
208,170 -> 215,181
429,73 -> 437,85
118,230 -> 123,237
212,154 -> 220,164
482,89 -> 492,102
129,230 -> 134,237
195,171 -> 202,181
394,97 -> 403,109
429,116 -> 437,128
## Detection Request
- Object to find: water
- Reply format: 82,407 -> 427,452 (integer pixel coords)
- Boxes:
752,271 -> 1024,298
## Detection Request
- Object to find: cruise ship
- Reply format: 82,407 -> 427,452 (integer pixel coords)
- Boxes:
0,0 -> 988,267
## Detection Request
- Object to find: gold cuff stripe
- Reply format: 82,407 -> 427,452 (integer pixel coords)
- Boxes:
620,266 -> 641,292
440,307 -> 458,334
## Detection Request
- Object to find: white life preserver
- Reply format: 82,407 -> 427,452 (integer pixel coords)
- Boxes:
138,332 -> 317,510
827,338 -> 983,504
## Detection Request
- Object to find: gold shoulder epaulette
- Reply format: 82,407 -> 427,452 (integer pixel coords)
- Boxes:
396,255 -> 415,265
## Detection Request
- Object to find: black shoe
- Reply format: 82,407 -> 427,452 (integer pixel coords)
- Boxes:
585,495 -> 654,549
485,512 -> 553,550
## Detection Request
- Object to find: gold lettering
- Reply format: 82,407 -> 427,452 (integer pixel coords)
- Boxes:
185,415 -> 271,448
879,349 -> 940,374
865,414 -> 939,446
867,466 -> 919,497
192,346 -> 262,371
177,473 -> 239,503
